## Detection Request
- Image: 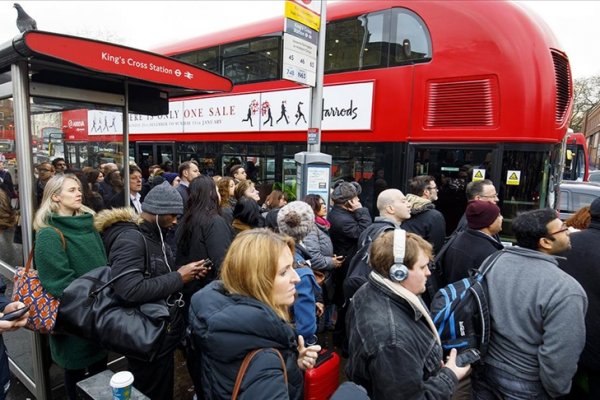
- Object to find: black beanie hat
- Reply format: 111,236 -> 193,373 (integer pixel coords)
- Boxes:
466,200 -> 501,230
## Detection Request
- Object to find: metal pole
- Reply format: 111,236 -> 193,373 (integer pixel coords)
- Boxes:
122,81 -> 130,200
307,0 -> 327,153
11,61 -> 51,400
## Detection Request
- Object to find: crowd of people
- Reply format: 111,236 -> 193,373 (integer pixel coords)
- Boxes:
0,157 -> 598,400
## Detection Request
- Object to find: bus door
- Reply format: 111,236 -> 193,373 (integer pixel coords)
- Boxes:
135,142 -> 176,177
407,145 -> 499,235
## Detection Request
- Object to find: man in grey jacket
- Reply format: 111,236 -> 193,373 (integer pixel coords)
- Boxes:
472,208 -> 587,400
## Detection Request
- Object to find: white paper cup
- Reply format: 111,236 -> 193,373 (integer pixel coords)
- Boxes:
110,371 -> 134,400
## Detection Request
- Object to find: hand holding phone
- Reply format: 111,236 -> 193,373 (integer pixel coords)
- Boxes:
0,305 -> 29,321
203,258 -> 214,270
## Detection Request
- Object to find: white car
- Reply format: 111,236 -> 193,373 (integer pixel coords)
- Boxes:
558,181 -> 600,220
588,170 -> 600,183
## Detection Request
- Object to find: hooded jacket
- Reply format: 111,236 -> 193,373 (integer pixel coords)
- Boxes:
94,208 -> 184,304
402,194 -> 446,254
189,280 -> 304,400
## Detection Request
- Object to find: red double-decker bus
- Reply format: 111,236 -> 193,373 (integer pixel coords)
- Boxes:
66,0 -> 574,234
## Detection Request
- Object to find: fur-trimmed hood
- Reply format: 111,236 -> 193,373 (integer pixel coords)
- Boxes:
405,193 -> 435,215
94,207 -> 143,256
94,207 -> 142,233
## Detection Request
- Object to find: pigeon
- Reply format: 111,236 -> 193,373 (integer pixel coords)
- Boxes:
14,3 -> 37,33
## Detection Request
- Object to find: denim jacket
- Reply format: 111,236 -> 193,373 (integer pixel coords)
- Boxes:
346,275 -> 457,400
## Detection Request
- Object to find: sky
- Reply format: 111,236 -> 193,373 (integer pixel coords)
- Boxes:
0,1 -> 598,79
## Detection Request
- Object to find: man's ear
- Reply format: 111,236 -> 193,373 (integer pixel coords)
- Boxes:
538,236 -> 553,252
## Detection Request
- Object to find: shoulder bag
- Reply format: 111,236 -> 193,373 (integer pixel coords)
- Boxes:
232,348 -> 288,400
12,227 -> 64,333
57,231 -> 184,362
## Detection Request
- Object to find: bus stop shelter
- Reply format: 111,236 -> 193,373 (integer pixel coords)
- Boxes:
0,30 -> 232,399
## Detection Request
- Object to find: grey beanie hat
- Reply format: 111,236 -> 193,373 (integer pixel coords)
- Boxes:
141,181 -> 184,215
277,201 -> 315,241
331,180 -> 361,204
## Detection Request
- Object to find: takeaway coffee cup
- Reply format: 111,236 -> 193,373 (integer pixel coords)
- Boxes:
110,371 -> 134,400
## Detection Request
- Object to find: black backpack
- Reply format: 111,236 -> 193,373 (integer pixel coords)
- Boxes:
430,250 -> 504,356
343,225 -> 394,301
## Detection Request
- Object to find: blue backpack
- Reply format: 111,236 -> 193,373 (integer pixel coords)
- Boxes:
430,250 -> 504,356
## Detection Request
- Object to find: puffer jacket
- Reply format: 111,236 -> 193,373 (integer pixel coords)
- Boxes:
346,274 -> 458,400
95,208 -> 184,304
189,281 -> 304,400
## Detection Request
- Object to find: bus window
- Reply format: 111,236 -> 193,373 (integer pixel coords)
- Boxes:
173,46 -> 219,74
325,11 -> 389,73
221,36 -> 280,84
390,8 -> 432,63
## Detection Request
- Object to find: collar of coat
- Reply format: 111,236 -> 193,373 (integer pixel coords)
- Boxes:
369,271 -> 441,344
94,207 -> 142,234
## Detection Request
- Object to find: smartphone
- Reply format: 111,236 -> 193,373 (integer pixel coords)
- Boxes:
203,259 -> 214,270
455,348 -> 481,367
0,306 -> 29,322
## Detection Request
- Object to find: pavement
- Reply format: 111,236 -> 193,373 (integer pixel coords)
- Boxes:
6,332 -> 346,399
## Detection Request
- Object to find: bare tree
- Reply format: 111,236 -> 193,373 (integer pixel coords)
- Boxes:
570,75 -> 600,132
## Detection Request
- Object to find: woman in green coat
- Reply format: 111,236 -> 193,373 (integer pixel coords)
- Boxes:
34,174 -> 108,400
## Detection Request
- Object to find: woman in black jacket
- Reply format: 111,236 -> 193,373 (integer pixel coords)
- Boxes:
177,175 -> 233,288
346,230 -> 470,400
189,229 -> 321,399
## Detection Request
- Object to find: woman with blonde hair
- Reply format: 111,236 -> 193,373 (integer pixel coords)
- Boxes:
33,174 -> 108,400
189,229 -> 321,399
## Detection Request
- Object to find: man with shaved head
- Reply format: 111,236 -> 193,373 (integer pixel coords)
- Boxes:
344,188 -> 412,300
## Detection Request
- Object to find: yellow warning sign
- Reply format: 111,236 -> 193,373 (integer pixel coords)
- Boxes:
285,1 -> 321,31
472,168 -> 485,182
506,170 -> 521,186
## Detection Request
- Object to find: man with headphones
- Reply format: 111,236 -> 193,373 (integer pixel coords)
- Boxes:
346,229 -> 470,400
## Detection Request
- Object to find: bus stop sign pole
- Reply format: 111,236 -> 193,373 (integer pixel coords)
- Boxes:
296,0 -> 332,204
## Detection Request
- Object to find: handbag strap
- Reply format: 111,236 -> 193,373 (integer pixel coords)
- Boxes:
24,226 -> 66,275
90,230 -> 152,297
232,348 -> 288,400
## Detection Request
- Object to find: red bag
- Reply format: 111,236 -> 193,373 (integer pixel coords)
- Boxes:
304,348 -> 340,400
12,229 -> 64,333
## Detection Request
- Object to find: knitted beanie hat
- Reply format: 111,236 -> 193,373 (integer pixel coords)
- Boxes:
466,200 -> 501,230
141,181 -> 184,215
277,201 -> 315,241
331,180 -> 361,204
163,172 -> 179,185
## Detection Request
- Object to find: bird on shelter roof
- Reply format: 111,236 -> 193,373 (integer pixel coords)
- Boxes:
14,3 -> 38,33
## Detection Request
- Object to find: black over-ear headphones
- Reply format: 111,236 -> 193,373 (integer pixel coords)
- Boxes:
389,229 -> 408,282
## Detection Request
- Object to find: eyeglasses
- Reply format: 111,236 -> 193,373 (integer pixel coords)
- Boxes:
548,225 -> 569,236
